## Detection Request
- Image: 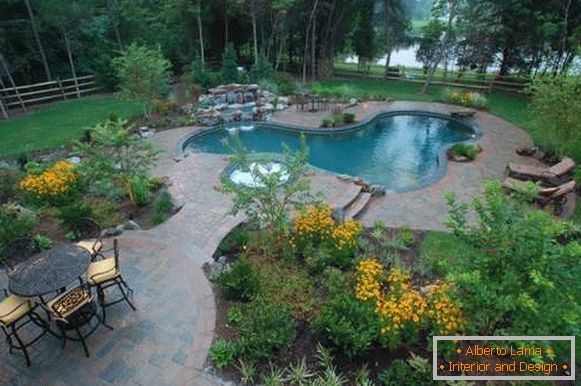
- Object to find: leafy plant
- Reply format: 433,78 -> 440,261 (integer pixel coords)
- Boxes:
57,203 -> 94,234
33,234 -> 53,249
0,204 -> 37,253
130,175 -> 150,206
113,43 -> 172,117
221,43 -> 239,83
209,338 -> 237,369
398,226 -> 414,247
189,58 -> 221,89
237,299 -> 296,361
442,88 -> 487,109
216,259 -> 260,302
378,354 -> 437,386
227,305 -> 243,326
286,357 -> 314,385
250,54 -> 274,83
448,143 -> 479,161
444,181 -> 581,336
261,362 -> 286,386
83,196 -> 124,228
218,134 -> 313,243
151,191 -> 174,224
75,118 -> 160,206
236,359 -> 258,385
313,293 -> 378,358
0,167 -> 25,204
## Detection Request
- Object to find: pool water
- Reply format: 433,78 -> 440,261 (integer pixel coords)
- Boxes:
184,114 -> 476,192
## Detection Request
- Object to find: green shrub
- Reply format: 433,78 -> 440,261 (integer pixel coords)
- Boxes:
343,112 -> 355,124
249,54 -> 273,83
313,293 -> 378,358
58,203 -> 94,234
210,338 -> 237,369
83,196 -> 124,228
130,175 -> 150,206
151,191 -> 174,225
398,226 -> 414,247
442,88 -> 487,109
238,299 -> 296,361
33,234 -> 53,249
217,258 -> 261,302
321,116 -> 334,128
444,181 -> 581,336
273,73 -> 296,95
378,355 -> 436,386
0,204 -> 37,255
215,225 -> 250,256
448,143 -> 479,160
221,43 -> 239,84
0,167 -> 25,204
227,305 -> 243,326
189,58 -> 222,90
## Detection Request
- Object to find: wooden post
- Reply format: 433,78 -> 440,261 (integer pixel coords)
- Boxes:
56,78 -> 67,100
0,52 -> 26,112
0,94 -> 9,119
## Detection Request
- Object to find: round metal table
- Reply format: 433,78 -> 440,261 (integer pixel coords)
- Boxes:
8,244 -> 91,297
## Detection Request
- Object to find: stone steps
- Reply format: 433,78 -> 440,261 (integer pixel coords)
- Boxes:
344,192 -> 373,220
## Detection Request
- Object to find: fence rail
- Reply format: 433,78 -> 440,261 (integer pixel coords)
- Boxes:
0,75 -> 101,119
333,69 -> 530,93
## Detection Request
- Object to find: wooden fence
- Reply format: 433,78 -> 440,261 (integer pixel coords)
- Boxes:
0,75 -> 101,119
333,69 -> 530,93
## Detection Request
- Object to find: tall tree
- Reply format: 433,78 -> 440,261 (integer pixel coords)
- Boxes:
196,0 -> 205,66
352,0 -> 378,73
378,0 -> 410,78
24,0 -> 51,81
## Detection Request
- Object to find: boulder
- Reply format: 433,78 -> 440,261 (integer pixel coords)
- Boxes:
66,156 -> 81,165
332,207 -> 346,223
103,227 -> 123,237
229,103 -> 243,110
139,126 -> 155,138
347,97 -> 358,107
275,103 -> 286,111
180,103 -> 194,115
203,256 -> 232,281
278,96 -> 290,105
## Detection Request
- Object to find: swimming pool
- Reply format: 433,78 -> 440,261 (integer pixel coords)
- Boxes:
182,111 -> 479,193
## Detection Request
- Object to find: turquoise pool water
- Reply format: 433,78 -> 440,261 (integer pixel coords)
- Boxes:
183,113 -> 477,192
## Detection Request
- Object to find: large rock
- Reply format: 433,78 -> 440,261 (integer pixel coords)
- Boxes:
278,96 -> 290,105
123,220 -> 142,231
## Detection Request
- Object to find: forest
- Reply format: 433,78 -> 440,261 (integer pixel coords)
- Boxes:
0,0 -> 579,90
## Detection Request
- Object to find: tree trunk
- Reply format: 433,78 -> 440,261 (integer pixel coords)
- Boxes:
422,2 -> 456,94
383,48 -> 392,78
498,46 -> 511,76
0,51 -> 26,112
559,0 -> 573,73
311,15 -> 316,80
106,0 -> 124,51
224,0 -> 229,47
197,0 -> 205,66
302,0 -> 319,83
251,8 -> 259,64
63,31 -> 81,98
24,0 -> 51,81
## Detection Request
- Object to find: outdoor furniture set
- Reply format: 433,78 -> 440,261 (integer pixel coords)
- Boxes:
503,156 -> 577,215
0,218 -> 135,366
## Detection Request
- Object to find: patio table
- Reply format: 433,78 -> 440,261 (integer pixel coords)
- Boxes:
8,244 -> 91,298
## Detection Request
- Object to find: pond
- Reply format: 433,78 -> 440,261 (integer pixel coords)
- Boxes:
183,113 -> 478,193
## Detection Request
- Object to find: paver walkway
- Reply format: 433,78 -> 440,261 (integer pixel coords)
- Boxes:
0,100 -> 536,385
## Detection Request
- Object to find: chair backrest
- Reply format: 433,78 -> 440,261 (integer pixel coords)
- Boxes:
1,238 -> 40,271
47,284 -> 92,320
72,217 -> 103,241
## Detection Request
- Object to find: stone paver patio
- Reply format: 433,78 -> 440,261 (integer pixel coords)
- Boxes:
0,101 -> 538,385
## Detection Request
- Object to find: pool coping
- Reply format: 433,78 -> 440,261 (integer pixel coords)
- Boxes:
175,109 -> 484,193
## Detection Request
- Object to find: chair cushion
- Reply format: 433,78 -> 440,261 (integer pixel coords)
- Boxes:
0,295 -> 35,326
86,257 -> 118,285
76,239 -> 102,254
47,287 -> 91,319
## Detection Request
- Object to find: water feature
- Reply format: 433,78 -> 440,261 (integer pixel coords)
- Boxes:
183,112 -> 478,193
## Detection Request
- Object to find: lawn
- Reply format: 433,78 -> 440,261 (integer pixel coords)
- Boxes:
0,95 -> 141,157
311,77 -> 533,130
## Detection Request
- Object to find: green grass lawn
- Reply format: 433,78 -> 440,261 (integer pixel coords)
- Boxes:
311,77 -> 533,130
0,95 -> 141,157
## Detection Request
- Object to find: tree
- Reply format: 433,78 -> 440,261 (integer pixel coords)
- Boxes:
75,118 -> 160,206
196,0 -> 205,66
378,0 -> 410,78
113,43 -> 172,117
221,43 -> 239,83
218,134 -> 314,242
352,0 -> 378,73
421,0 -> 461,94
529,76 -> 581,156
24,0 -> 51,81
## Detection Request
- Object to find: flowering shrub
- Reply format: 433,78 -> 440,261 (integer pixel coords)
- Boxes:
443,88 -> 487,109
292,204 -> 363,260
355,258 -> 464,347
20,161 -> 79,204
